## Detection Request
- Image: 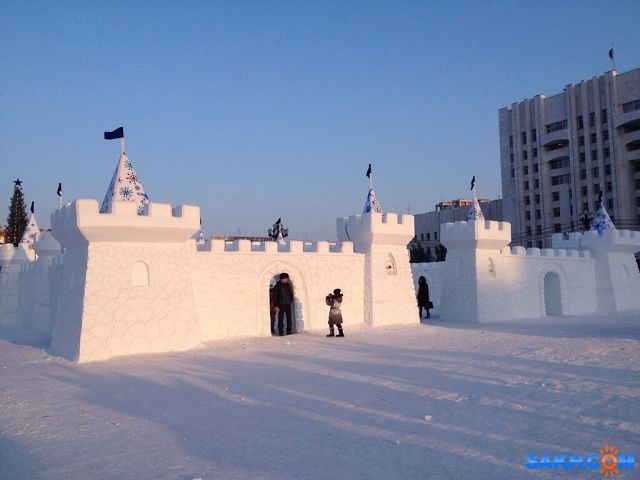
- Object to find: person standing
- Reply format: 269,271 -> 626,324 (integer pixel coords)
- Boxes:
325,288 -> 345,337
273,273 -> 294,335
269,285 -> 277,334
417,276 -> 431,319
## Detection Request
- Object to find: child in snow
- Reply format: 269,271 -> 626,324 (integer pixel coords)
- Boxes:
325,289 -> 345,337
417,276 -> 431,319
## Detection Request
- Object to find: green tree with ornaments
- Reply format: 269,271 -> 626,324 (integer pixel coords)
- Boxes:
6,179 -> 28,246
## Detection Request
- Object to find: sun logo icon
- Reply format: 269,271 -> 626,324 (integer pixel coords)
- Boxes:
600,445 -> 620,477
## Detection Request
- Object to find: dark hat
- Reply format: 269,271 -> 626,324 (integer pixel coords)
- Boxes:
333,288 -> 342,296
279,273 -> 290,280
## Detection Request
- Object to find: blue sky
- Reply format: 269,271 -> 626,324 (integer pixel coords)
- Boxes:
1,1 -> 639,239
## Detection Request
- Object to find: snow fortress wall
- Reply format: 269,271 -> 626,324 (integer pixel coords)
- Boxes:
0,200 -> 414,362
411,220 -> 640,323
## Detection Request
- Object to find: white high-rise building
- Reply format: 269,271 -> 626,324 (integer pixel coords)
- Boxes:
499,67 -> 640,247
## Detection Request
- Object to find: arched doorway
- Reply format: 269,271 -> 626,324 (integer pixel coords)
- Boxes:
543,271 -> 562,316
269,274 -> 299,336
258,262 -> 309,336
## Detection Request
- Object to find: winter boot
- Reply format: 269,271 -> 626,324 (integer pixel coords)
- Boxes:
326,327 -> 335,337
336,326 -> 345,337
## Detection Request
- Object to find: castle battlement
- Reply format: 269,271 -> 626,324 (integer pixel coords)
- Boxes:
197,239 -> 356,255
441,220 -> 512,251
552,229 -> 640,253
51,199 -> 200,246
337,212 -> 414,244
500,245 -> 591,259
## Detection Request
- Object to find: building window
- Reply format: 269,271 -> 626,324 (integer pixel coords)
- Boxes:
549,157 -> 570,169
601,109 -> 607,123
535,209 -> 541,219
604,164 -> 611,175
434,232 -> 438,240
545,120 -> 568,133
523,165 -> 529,175
510,153 -> 514,163
602,130 -> 609,141
590,133 -> 597,144
509,135 -> 513,147
553,207 -> 561,217
579,136 -> 585,146
534,179 -> 539,189
526,211 -> 531,220
525,196 -> 531,206
426,233 -> 430,241
532,129 -> 537,142
533,147 -> 538,157
534,164 -> 539,173
581,186 -> 588,196
607,181 -> 613,192
580,152 -> 586,163
522,131 -> 527,144
589,112 -> 595,127
552,191 -> 560,202
607,199 -> 614,209
604,147 -> 610,158
131,262 -> 150,287
551,174 -> 571,186
580,169 -> 586,180
593,184 -> 600,194
535,194 -> 540,204
554,224 -> 562,233
578,116 -> 584,129
592,149 -> 598,160
592,167 -> 599,177
523,150 -> 528,160
524,181 -> 529,191
510,168 -> 514,178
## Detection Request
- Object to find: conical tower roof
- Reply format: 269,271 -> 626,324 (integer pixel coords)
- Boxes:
100,153 -> 149,214
20,212 -> 40,246
466,182 -> 485,221
590,197 -> 616,235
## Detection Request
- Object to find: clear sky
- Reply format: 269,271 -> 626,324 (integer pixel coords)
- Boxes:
1,1 -> 639,239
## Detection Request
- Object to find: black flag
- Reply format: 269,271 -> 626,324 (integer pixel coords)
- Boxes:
608,47 -> 614,61
104,127 -> 124,140
470,175 -> 476,190
30,201 -> 34,214
275,217 -> 281,225
366,164 -> 372,178
57,183 -> 62,197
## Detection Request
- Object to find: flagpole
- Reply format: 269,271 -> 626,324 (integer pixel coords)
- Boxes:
119,137 -> 126,155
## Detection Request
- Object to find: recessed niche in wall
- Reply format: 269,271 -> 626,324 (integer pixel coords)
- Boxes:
131,261 -> 150,286
386,253 -> 397,276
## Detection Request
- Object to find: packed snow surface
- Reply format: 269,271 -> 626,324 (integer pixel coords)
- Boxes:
1,313 -> 639,479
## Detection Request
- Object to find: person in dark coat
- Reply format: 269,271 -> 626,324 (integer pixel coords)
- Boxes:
273,273 -> 294,335
325,288 -> 345,337
417,276 -> 431,319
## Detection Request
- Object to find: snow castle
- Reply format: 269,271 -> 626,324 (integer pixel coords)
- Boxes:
1,151 -> 639,362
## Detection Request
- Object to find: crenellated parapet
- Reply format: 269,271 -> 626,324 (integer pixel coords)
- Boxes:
337,212 -> 414,246
197,239 -> 355,254
552,229 -> 640,254
441,220 -> 511,251
51,199 -> 200,247
500,245 -> 591,259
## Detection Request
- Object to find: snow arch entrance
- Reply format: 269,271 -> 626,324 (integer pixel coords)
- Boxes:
543,271 -> 562,316
257,262 -> 310,336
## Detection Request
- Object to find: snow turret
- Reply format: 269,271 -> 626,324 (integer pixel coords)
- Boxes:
100,153 -> 149,215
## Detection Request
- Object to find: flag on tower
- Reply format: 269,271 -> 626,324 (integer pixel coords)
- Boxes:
57,183 -> 62,197
608,47 -> 614,60
591,191 -> 615,235
363,163 -> 382,214
104,127 -> 124,140
466,175 -> 484,221
30,201 -> 34,214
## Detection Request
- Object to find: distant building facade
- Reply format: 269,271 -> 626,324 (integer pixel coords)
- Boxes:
411,198 -> 504,261
499,67 -> 640,247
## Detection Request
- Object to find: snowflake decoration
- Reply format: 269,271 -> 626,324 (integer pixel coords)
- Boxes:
124,159 -> 133,170
127,172 -> 139,184
120,186 -> 133,200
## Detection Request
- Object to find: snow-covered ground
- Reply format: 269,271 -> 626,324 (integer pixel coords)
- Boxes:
1,313 -> 639,480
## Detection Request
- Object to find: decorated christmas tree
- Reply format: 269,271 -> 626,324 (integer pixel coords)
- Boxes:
6,179 -> 28,246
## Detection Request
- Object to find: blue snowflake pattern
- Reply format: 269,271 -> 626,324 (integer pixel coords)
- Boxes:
120,186 -> 133,200
127,172 -> 139,184
124,159 -> 133,171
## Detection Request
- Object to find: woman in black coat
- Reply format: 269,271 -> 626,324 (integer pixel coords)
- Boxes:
417,276 -> 431,319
